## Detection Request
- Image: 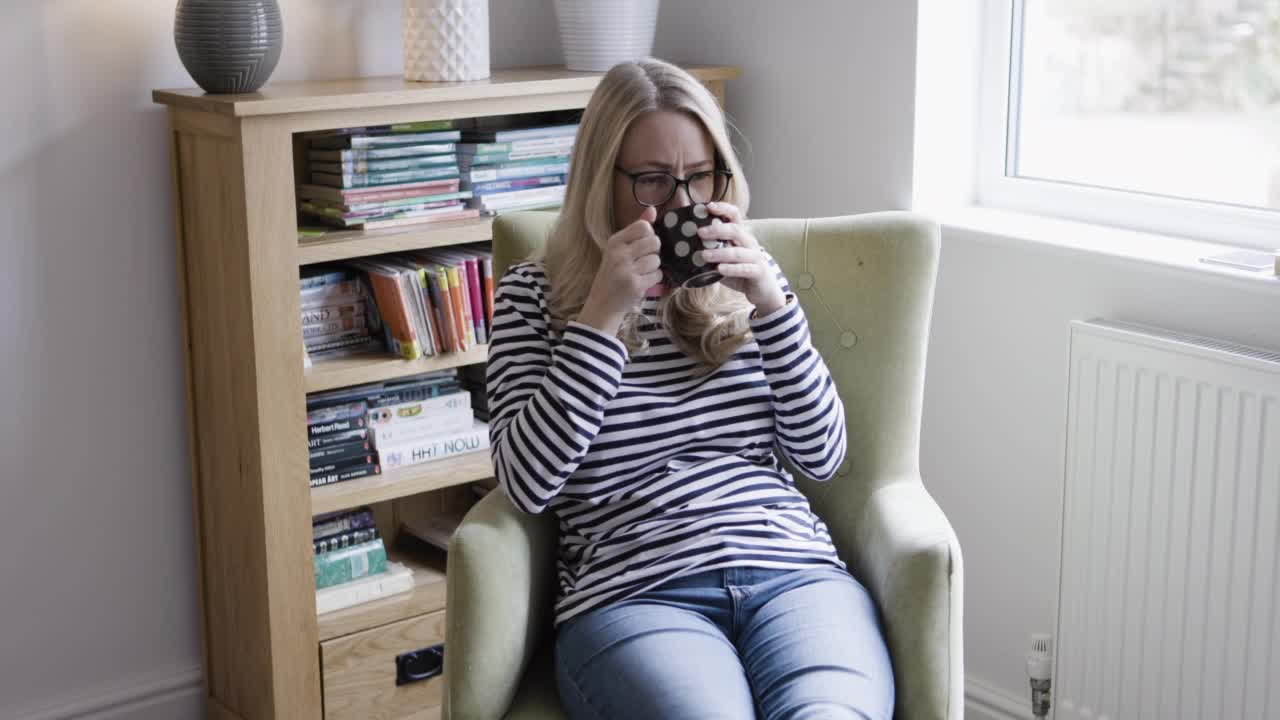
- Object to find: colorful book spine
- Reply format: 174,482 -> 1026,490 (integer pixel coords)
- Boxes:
460,150 -> 569,166
300,269 -> 353,289
306,334 -> 374,354
464,258 -> 487,344
311,153 -> 459,174
482,256 -> 494,332
308,143 -> 457,162
466,162 -> 571,184
359,267 -> 422,360
376,419 -> 491,470
312,166 -> 461,189
313,538 -> 388,589
470,174 -> 566,195
313,526 -> 380,555
308,415 -> 368,439
301,302 -> 366,326
301,315 -> 368,340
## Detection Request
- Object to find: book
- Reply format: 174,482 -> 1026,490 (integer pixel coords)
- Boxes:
462,123 -> 578,143
300,268 -> 353,289
301,314 -> 369,340
466,161 -> 570,184
470,174 -> 567,195
314,537 -> 388,589
308,143 -> 457,163
299,202 -> 469,228
459,150 -> 571,167
300,301 -> 367,326
478,185 -> 566,210
372,404 -> 475,448
308,415 -> 368,439
376,419 -> 490,470
457,137 -> 575,155
311,153 -> 459,175
313,525 -> 380,555
307,427 -> 371,450
312,506 -> 375,540
400,511 -> 468,552
308,437 -> 375,465
306,334 -> 375,354
306,400 -> 369,425
311,165 -> 461,189
352,263 -> 422,360
308,129 -> 462,150
366,391 -> 471,427
309,454 -> 378,479
354,207 -> 480,231
305,371 -> 460,410
296,179 -> 461,204
302,190 -> 473,215
309,459 -> 381,489
315,561 -> 414,615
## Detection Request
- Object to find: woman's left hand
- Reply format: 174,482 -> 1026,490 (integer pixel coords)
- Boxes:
698,201 -> 788,315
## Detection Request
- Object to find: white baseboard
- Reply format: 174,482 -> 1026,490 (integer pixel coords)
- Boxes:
966,675 -> 1029,720
3,666 -> 204,720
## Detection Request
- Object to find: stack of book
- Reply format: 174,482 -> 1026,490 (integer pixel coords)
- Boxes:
306,369 -> 488,473
459,123 -> 576,215
298,121 -> 481,231
307,399 -> 379,489
312,507 -> 415,614
347,242 -> 495,361
300,266 -> 384,360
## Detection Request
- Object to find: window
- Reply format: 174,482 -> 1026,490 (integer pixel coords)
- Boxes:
979,0 -> 1280,250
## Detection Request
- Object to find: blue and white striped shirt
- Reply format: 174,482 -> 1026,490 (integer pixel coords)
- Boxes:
485,256 -> 848,625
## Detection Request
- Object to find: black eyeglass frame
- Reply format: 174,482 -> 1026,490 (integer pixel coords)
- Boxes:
612,164 -> 735,207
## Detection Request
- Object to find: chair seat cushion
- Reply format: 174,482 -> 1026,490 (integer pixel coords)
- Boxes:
503,643 -> 567,720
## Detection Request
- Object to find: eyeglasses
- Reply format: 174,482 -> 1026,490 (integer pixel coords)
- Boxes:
614,165 -> 734,207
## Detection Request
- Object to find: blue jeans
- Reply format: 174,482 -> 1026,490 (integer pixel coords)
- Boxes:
554,565 -> 894,720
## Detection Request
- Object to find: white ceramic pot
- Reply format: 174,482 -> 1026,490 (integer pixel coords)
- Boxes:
403,0 -> 490,82
553,0 -> 660,72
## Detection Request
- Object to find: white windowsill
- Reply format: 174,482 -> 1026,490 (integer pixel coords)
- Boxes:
933,206 -> 1280,297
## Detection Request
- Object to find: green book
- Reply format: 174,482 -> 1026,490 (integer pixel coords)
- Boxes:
314,538 -> 388,589
311,154 -> 459,175
311,166 -> 461,189
308,143 -> 457,163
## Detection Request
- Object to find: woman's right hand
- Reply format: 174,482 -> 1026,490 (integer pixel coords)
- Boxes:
578,206 -> 662,334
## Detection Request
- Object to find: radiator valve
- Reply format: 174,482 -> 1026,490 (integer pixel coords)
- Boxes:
1027,633 -> 1053,719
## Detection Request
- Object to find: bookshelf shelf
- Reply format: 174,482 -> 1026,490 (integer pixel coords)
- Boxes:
155,63 -> 739,720
311,451 -> 493,517
317,547 -> 447,642
298,216 -> 496,266
304,344 -> 490,393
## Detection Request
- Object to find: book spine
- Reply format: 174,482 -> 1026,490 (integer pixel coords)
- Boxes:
309,143 -> 457,162
301,314 -> 368,339
299,279 -> 365,306
312,154 -> 458,174
313,526 -> 380,555
376,422 -> 490,470
371,404 -> 476,448
466,162 -> 570,183
309,453 -> 378,478
418,268 -> 443,356
482,256 -> 495,333
306,334 -> 374,354
362,269 -> 421,360
306,400 -> 369,425
464,258 -> 486,344
445,266 -> 470,351
300,302 -> 366,326
433,266 -> 460,353
308,415 -> 368,439
366,391 -> 471,427
307,427 -> 371,450
315,562 -> 414,615
309,460 -> 382,489
313,539 -> 388,588
470,174 -> 566,195
313,166 -> 460,188
311,508 -> 375,540
461,150 -> 569,166
308,437 -> 375,464
299,269 -> 353,289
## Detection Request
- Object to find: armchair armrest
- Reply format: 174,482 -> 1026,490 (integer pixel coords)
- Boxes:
849,480 -> 964,720
443,489 -> 558,720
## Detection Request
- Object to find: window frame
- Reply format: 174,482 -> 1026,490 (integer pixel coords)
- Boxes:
976,0 -> 1280,252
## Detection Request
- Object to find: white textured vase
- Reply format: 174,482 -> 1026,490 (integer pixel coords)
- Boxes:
553,0 -> 660,72
403,0 -> 490,82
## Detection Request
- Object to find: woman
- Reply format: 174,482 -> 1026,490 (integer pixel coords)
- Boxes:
485,58 -> 894,719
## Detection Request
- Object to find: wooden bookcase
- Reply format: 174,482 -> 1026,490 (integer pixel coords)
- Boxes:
153,66 -> 739,720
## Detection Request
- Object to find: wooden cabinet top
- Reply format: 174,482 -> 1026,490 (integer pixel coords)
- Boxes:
153,65 -> 742,117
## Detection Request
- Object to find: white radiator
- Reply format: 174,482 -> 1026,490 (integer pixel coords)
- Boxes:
1056,319 -> 1280,720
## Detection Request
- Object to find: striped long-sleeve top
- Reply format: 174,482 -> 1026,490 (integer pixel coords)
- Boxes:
485,254 -> 849,625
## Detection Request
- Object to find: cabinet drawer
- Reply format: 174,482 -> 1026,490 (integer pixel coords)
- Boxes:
321,609 -> 446,720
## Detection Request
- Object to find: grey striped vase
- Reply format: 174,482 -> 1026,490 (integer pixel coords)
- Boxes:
174,0 -> 283,94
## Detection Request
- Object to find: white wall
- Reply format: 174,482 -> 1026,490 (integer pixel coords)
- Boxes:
0,1 -> 915,717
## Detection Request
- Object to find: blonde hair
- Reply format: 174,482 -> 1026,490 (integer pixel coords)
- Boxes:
532,58 -> 756,374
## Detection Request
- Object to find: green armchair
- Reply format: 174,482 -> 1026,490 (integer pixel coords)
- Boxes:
444,211 -> 963,719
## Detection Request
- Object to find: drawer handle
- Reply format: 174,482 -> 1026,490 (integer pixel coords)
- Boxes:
396,644 -> 444,686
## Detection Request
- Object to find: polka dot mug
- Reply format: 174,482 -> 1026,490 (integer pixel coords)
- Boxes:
652,203 -> 727,289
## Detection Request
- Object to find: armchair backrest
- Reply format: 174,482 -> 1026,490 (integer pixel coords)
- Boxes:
489,211 -> 942,549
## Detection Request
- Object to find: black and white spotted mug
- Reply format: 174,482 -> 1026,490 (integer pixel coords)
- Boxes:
652,203 -> 727,289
